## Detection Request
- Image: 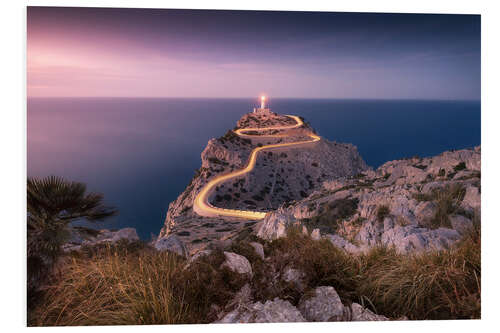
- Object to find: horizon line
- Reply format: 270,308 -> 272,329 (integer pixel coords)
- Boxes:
27,96 -> 481,102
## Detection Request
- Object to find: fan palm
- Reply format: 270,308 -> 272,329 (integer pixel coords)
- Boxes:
27,175 -> 117,302
27,175 -> 117,258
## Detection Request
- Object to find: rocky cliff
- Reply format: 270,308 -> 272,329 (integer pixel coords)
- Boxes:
158,111 -> 368,252
257,146 -> 481,254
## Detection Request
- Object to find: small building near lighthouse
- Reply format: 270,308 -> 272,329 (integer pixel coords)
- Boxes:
253,95 -> 271,114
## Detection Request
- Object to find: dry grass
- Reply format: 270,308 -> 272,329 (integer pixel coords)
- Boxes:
30,219 -> 480,325
358,221 -> 480,319
28,243 -> 248,326
29,247 -> 187,326
413,183 -> 467,229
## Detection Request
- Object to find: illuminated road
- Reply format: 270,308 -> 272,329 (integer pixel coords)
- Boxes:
193,115 -> 321,220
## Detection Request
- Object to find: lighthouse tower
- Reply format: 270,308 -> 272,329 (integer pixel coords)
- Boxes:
253,95 -> 271,114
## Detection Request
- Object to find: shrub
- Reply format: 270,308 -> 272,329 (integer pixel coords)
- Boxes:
376,205 -> 390,222
427,184 -> 466,229
454,162 -> 467,172
305,198 -> 359,234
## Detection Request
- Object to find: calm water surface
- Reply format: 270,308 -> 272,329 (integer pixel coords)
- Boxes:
27,98 -> 480,238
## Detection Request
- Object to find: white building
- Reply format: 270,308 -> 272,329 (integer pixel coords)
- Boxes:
253,95 -> 271,114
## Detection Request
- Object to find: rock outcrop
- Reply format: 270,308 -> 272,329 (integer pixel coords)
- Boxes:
62,227 -> 139,252
257,146 -> 480,254
216,298 -> 305,323
298,286 -> 345,322
222,252 -> 253,276
154,234 -> 189,257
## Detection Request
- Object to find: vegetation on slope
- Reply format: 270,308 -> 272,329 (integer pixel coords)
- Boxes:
29,216 -> 480,325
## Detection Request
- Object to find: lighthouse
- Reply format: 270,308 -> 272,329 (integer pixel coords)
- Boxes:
253,95 -> 271,114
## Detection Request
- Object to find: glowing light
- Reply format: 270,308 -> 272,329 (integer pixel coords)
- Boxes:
193,114 -> 321,220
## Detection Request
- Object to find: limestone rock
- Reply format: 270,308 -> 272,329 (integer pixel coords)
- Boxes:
381,225 -> 460,254
462,186 -> 480,211
256,210 -> 294,240
350,303 -> 388,321
110,228 -> 139,242
222,252 -> 252,276
64,227 -> 140,252
414,201 -> 437,224
216,298 -> 305,323
323,234 -> 362,254
154,234 -> 188,257
298,286 -> 345,322
450,214 -> 473,235
250,242 -> 265,260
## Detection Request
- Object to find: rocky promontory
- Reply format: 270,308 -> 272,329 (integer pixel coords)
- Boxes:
157,111 -> 368,252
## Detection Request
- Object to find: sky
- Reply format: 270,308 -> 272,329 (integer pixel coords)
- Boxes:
27,7 -> 480,99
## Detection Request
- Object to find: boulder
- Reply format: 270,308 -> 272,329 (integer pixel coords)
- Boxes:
250,242 -> 265,260
349,303 -> 388,321
450,214 -> 473,235
216,298 -> 305,323
461,186 -> 480,211
257,211 -> 294,240
222,252 -> 253,276
154,234 -> 188,257
324,234 -> 362,254
298,286 -> 345,322
414,201 -> 437,224
110,228 -> 139,242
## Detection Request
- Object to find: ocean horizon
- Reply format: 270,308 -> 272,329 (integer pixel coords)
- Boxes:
27,97 -> 481,239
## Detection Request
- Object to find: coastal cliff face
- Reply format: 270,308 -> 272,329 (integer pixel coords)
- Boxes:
158,111 -> 368,251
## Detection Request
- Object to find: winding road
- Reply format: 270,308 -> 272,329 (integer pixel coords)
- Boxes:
193,115 -> 321,220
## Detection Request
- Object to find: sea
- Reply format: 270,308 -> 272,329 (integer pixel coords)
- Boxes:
27,98 -> 481,239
